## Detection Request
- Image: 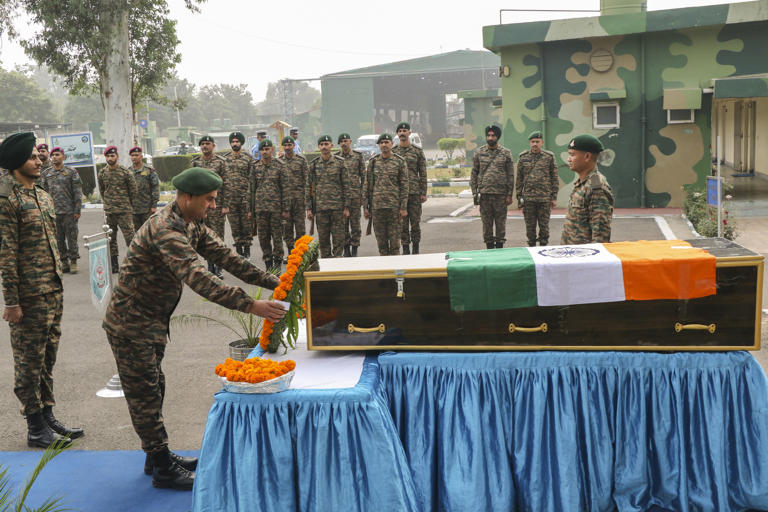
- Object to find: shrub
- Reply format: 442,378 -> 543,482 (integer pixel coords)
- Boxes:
682,187 -> 737,240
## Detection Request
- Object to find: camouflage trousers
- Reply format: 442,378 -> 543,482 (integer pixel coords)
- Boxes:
106,334 -> 168,452
205,207 -> 225,241
55,213 -> 79,261
227,200 -> 252,245
372,208 -> 402,256
401,194 -> 423,245
10,290 -> 62,416
479,194 -> 508,244
316,209 -> 345,258
106,212 -> 135,260
523,201 -> 552,246
282,199 -> 306,253
255,211 -> 284,262
344,202 -> 362,248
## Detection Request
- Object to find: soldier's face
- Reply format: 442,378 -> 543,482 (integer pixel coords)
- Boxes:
200,141 -> 214,155
105,153 -> 118,166
130,151 -> 143,166
486,133 -> 498,146
290,131 -> 298,139
379,140 -> 393,154
283,142 -> 294,155
50,151 -> 65,166
397,128 -> 410,141
318,141 -> 332,155
18,148 -> 42,179
186,190 -> 218,220
567,149 -> 593,172
261,146 -> 273,159
529,138 -> 543,153
231,140 -> 242,152
38,148 -> 49,162
339,139 -> 351,151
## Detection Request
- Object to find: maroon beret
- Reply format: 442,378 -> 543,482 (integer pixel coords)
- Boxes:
36,143 -> 49,151
129,146 -> 142,154
104,145 -> 118,155
50,147 -> 64,155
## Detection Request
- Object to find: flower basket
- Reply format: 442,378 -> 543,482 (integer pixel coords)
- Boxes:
219,371 -> 294,394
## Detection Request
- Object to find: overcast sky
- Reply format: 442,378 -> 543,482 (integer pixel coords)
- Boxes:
0,0 -> 744,101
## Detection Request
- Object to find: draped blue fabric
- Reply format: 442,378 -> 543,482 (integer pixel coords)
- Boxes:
191,354 -> 418,512
379,351 -> 768,512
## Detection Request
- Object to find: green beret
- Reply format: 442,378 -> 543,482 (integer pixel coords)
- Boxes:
317,135 -> 332,144
259,139 -> 273,150
172,167 -> 222,195
198,135 -> 214,144
528,131 -> 543,140
281,136 -> 295,145
377,133 -> 393,144
485,125 -> 501,138
0,132 -> 37,171
396,122 -> 410,131
568,134 -> 604,154
229,132 -> 245,144
337,133 -> 351,143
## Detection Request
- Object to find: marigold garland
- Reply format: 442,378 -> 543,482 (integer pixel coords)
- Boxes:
215,357 -> 296,383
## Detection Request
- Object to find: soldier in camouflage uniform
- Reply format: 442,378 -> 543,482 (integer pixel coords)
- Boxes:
129,146 -> 159,230
306,135 -> 350,258
224,132 -> 255,258
0,133 -> 82,449
41,147 -> 83,273
515,131 -> 558,246
561,134 -> 614,244
102,166 -> 284,490
191,135 -> 228,278
393,122 -> 427,255
36,143 -> 52,173
249,139 -> 288,270
470,125 -> 514,249
338,133 -> 365,257
98,146 -> 137,272
278,136 -> 307,258
364,133 -> 408,256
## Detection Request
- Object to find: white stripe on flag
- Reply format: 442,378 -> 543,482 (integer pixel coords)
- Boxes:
527,244 -> 625,306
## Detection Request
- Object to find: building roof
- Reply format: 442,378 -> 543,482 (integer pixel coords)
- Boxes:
483,1 -> 768,51
321,50 -> 500,80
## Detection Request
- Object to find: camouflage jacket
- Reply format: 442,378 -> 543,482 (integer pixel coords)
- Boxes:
224,151 -> 254,210
98,165 -> 137,214
393,144 -> 427,196
515,150 -> 558,202
561,168 -> 614,245
250,158 -> 288,214
102,201 -> 279,343
278,153 -> 308,205
306,155 -> 350,211
471,145 -> 515,196
0,175 -> 62,305
131,164 -> 160,214
338,150 -> 365,206
41,165 -> 83,214
365,153 -> 408,210
191,154 -> 228,209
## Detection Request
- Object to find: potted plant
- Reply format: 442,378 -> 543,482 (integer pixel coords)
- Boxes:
1,439 -> 71,511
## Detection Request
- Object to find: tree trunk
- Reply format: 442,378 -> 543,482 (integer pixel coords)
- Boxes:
101,8 -> 133,167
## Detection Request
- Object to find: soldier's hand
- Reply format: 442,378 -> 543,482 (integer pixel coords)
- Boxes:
3,306 -> 22,324
222,207 -> 230,215
343,207 -> 350,218
150,207 -> 157,214
399,209 -> 407,218
420,195 -> 427,203
250,300 -> 287,323
505,195 -> 512,206
473,194 -> 479,206
551,200 -> 557,208
282,211 -> 289,219
74,213 -> 81,221
306,211 -> 314,221
363,209 -> 370,219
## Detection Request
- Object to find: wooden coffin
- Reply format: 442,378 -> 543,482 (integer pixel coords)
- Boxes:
304,238 -> 763,351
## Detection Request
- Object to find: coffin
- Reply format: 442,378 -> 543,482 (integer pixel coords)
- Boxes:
304,238 -> 763,351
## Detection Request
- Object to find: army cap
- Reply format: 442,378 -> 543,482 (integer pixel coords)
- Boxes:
337,133 -> 351,143
256,131 -> 267,137
129,146 -> 142,154
290,127 -> 299,134
396,122 -> 410,131
317,135 -> 332,144
36,143 -> 49,151
528,131 -> 543,140
377,133 -> 393,144
485,125 -> 501,138
569,134 -> 604,154
172,167 -> 222,195
229,131 -> 245,144
104,145 -> 118,155
50,146 -> 64,155
282,136 -> 295,145
258,139 -> 273,150
0,132 -> 36,171
198,135 -> 214,144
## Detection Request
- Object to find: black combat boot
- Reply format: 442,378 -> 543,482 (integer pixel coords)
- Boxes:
234,244 -> 243,256
111,255 -> 119,273
486,243 -> 494,249
150,447 -> 195,490
528,241 -> 536,247
243,244 -> 251,259
402,244 -> 411,255
207,261 -> 216,274
61,258 -> 70,273
412,242 -> 419,255
27,412 -> 71,449
539,239 -> 548,247
144,451 -> 198,475
350,246 -> 358,257
495,242 -> 504,249
43,406 -> 84,439
343,245 -> 351,257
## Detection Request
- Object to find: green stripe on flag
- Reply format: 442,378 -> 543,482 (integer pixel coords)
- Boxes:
446,248 -> 537,311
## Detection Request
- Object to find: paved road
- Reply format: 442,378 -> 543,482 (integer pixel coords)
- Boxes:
0,199 -> 763,452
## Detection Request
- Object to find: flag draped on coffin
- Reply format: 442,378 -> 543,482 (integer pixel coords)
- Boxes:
446,240 -> 717,312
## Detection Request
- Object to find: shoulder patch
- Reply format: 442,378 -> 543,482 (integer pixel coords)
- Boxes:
215,154 -> 227,161
0,180 -> 12,198
518,150 -> 529,157
542,149 -> 555,157
352,149 -> 362,156
590,173 -> 602,190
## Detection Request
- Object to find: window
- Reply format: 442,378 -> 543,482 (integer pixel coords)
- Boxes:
593,102 -> 620,129
667,109 -> 695,124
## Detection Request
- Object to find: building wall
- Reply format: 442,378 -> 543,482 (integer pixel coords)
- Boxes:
460,91 -> 502,161
756,98 -> 768,177
321,77 -> 375,143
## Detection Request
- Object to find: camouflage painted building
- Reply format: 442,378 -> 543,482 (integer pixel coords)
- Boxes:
483,0 -> 768,207
458,88 -> 501,162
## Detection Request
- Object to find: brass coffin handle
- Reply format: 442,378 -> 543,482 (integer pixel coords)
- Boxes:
348,323 -> 386,334
675,322 -> 716,334
508,322 -> 548,333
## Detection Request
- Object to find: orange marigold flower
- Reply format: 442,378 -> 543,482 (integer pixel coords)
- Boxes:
273,288 -> 287,300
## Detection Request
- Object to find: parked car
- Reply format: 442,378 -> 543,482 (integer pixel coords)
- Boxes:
353,134 -> 380,160
160,144 -> 200,156
394,132 -> 423,147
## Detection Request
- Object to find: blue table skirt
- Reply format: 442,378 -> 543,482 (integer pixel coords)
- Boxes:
193,351 -> 768,512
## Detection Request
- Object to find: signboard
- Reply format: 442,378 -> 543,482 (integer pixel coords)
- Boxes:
139,119 -> 148,129
87,236 -> 111,310
50,132 -> 95,166
706,176 -> 722,206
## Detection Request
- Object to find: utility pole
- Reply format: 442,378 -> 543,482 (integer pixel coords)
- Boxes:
173,85 -> 181,127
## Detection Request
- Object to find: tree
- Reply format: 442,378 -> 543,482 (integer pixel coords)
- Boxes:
256,81 -> 321,118
0,66 -> 57,122
63,94 -> 105,132
437,137 -> 465,160
198,83 -> 258,127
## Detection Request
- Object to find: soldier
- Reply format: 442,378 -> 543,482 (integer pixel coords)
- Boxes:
364,133 -> 408,256
0,132 -> 83,449
561,134 -> 614,245
177,141 -> 189,155
516,131 -> 558,247
337,133 -> 365,257
250,131 -> 267,160
129,146 -> 159,230
289,127 -> 302,154
393,122 -> 427,255
250,139 -> 287,270
278,136 -> 308,258
470,125 -> 514,249
98,146 -> 137,272
191,135 -> 227,278
102,167 -> 285,490
224,132 -> 255,258
36,143 -> 52,172
41,147 -> 83,274
306,135 -> 350,258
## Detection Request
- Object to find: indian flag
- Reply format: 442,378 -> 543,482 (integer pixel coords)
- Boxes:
447,240 -> 717,312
